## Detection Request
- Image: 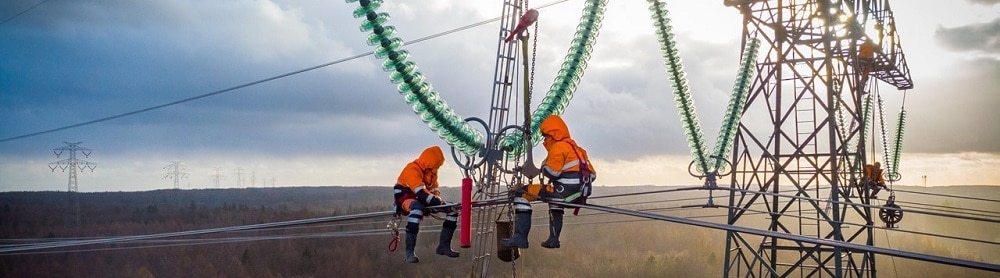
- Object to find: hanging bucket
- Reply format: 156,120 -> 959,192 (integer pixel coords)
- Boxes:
495,220 -> 520,262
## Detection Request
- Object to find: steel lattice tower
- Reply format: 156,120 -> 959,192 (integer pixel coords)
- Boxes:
49,142 -> 97,193
722,0 -> 911,277
163,161 -> 187,190
211,168 -> 224,188
49,141 -> 97,226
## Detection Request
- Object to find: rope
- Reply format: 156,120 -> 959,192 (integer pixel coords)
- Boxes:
386,217 -> 400,252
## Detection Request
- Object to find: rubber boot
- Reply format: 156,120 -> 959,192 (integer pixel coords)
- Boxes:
404,232 -> 420,263
501,212 -> 531,248
541,210 -> 563,249
436,223 -> 460,258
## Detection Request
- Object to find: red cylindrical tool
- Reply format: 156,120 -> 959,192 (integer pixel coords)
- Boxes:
460,177 -> 472,248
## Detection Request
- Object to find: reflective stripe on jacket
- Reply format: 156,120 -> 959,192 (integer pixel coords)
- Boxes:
539,115 -> 596,185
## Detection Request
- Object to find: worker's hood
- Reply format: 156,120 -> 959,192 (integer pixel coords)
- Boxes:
415,146 -> 444,170
540,115 -> 571,141
540,115 -> 571,150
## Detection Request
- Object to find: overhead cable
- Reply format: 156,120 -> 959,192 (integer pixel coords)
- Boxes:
0,11 -> 513,143
718,186 -> 1000,224
892,188 -> 1000,204
732,204 -> 1000,246
0,197 -> 505,253
0,0 -> 50,25
549,201 -> 1000,273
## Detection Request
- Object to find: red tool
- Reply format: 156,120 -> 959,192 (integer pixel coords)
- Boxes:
504,9 -> 539,43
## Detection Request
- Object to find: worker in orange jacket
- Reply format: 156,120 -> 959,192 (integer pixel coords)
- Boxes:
392,146 -> 460,263
864,162 -> 888,198
502,115 -> 596,249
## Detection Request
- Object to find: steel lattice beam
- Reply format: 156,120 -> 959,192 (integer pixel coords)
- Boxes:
720,0 -> 913,276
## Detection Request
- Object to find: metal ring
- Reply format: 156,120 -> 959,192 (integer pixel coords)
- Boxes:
886,171 -> 902,182
451,117 -> 491,171
494,125 -> 530,175
687,160 -> 709,178
710,155 -> 735,177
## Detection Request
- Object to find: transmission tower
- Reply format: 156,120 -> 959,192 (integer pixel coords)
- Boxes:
234,167 -> 244,188
210,168 -> 224,188
163,161 -> 188,190
48,142 -> 97,192
48,141 -> 96,226
722,0 -> 912,277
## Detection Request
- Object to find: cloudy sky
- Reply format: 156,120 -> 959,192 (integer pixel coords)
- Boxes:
1,0 -> 998,192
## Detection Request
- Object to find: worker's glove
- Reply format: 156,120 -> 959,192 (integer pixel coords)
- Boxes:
428,195 -> 445,206
428,201 -> 457,214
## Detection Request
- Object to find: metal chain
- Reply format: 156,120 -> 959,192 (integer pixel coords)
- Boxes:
530,22 -> 538,100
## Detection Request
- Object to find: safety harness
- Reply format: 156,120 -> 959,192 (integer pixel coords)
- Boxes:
565,142 -> 593,215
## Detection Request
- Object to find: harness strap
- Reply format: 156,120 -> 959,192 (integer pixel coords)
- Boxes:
567,142 -> 592,215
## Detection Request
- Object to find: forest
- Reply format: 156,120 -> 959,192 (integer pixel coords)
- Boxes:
0,185 -> 996,277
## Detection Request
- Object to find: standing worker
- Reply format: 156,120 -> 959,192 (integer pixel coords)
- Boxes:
392,146 -> 460,263
502,115 -> 597,249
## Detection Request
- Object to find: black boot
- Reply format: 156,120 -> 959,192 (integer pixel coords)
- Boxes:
404,232 -> 420,263
541,210 -> 563,249
436,222 -> 460,258
501,211 -> 531,248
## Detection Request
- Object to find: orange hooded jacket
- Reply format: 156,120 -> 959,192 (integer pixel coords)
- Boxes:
540,115 -> 596,181
397,146 -> 444,206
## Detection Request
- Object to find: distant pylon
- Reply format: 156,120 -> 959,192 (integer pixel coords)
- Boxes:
163,161 -> 187,190
48,142 -> 96,192
49,141 -> 95,227
211,168 -> 224,188
234,167 -> 244,188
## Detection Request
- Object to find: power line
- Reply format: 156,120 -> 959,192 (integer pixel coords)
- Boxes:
0,197 -> 505,253
549,201 -> 1000,273
893,199 -> 1000,219
0,210 -> 392,253
588,186 -> 706,200
2,229 -> 388,256
892,188 -> 1000,204
718,186 -> 1000,224
0,219 -> 390,246
896,199 -> 1000,216
0,0 -> 574,143
0,15 -> 502,143
729,203 -> 1000,246
0,0 -> 49,26
5,194 -> 997,273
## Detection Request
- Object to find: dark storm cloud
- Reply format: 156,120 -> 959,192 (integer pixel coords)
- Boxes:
934,18 -> 1000,54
